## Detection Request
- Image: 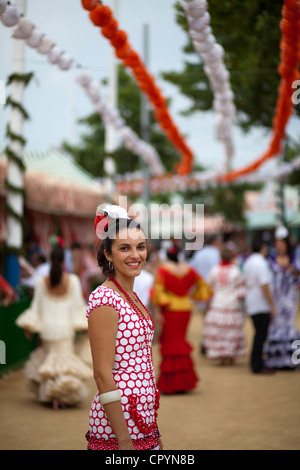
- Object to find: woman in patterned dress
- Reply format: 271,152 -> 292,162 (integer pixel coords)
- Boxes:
263,233 -> 300,369
202,246 -> 246,365
86,205 -> 162,451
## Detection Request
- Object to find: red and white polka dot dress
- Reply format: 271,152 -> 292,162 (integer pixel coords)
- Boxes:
85,286 -> 160,450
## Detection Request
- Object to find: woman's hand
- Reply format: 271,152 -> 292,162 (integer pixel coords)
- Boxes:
118,437 -> 135,450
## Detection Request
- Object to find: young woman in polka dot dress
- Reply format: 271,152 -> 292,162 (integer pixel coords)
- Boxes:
85,205 -> 162,451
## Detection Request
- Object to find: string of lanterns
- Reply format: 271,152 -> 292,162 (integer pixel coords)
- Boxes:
115,154 -> 300,196
182,0 -> 235,173
1,0 -> 299,193
111,0 -> 300,196
74,68 -> 165,175
0,0 -> 164,176
218,0 -> 300,182
81,0 -> 195,176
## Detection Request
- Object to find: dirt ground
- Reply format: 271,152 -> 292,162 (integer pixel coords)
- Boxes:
1,308 -> 300,451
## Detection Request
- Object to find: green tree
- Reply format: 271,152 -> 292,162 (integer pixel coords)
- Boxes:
164,0 -> 283,131
161,1 -> 299,221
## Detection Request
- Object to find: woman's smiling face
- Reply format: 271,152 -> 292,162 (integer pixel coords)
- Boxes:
105,226 -> 147,278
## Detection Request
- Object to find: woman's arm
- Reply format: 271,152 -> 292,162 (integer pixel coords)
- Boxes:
88,306 -> 134,450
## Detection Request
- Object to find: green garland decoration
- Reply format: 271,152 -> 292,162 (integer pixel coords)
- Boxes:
4,71 -> 34,255
4,179 -> 26,197
6,124 -> 27,146
4,146 -> 26,172
6,72 -> 34,88
5,96 -> 30,120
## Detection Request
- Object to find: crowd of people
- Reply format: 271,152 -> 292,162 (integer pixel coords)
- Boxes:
1,204 -> 300,450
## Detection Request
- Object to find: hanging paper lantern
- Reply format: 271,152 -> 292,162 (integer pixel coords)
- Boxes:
37,35 -> 55,54
115,42 -> 131,59
110,29 -> 128,49
86,80 -> 101,103
58,53 -> 73,70
89,4 -> 112,27
188,12 -> 210,32
81,0 -> 99,11
1,4 -> 21,27
123,50 -> 141,67
26,27 -> 43,48
101,18 -> 118,39
12,17 -> 34,39
75,69 -> 92,87
193,36 -> 215,54
47,45 -> 62,64
190,26 -> 212,42
183,0 -> 208,19
0,0 -> 7,16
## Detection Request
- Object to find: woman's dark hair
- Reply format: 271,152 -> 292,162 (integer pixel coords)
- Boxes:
221,246 -> 233,262
277,236 -> 293,261
49,246 -> 64,288
166,244 -> 180,263
96,218 -> 145,277
252,237 -> 266,253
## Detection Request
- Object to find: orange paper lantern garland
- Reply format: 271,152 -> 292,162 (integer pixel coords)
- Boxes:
83,1 -> 194,176
81,0 -> 299,187
219,0 -> 300,183
89,4 -> 112,27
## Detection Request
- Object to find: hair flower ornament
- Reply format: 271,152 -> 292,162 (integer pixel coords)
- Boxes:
94,204 -> 130,239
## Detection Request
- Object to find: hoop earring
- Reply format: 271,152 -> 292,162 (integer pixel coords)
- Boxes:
109,261 -> 113,271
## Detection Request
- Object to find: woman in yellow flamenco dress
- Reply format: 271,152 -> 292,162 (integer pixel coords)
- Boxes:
151,244 -> 211,394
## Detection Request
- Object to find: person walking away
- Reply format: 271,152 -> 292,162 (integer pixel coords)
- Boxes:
16,244 -> 92,408
190,234 -> 222,281
151,243 -> 212,394
203,246 -> 246,365
243,238 -> 275,374
189,235 -> 222,354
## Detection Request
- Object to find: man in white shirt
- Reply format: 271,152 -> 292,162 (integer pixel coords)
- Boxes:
190,234 -> 222,281
190,234 -> 222,355
243,238 -> 275,374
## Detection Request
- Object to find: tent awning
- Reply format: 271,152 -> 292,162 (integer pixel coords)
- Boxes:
0,149 -> 106,217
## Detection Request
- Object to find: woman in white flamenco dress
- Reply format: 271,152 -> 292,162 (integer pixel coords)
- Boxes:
16,246 -> 92,408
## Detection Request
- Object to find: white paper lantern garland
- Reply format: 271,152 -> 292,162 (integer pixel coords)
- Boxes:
0,1 -> 164,176
1,2 -> 20,26
182,0 -> 235,172
116,154 -> 300,196
75,69 -> 164,175
11,16 -> 34,39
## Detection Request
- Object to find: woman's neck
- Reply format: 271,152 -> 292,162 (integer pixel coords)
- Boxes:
112,273 -> 135,295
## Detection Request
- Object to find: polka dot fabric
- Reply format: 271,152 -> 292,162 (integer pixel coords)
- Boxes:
86,286 -> 160,450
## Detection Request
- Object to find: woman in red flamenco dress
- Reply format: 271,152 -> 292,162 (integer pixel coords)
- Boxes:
152,244 -> 212,394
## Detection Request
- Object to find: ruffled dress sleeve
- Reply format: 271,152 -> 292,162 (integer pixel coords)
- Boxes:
191,269 -> 213,302
151,268 -> 171,307
15,277 -> 43,334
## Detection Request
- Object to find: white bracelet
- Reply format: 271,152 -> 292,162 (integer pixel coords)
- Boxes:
99,389 -> 121,406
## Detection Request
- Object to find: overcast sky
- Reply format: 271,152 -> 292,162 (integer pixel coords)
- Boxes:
0,0 -> 298,177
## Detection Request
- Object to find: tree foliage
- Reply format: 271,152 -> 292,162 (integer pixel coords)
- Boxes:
163,0 -> 283,131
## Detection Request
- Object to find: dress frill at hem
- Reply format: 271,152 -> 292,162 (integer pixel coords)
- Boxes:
86,427 -> 160,450
158,342 -> 198,394
24,340 -> 93,406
